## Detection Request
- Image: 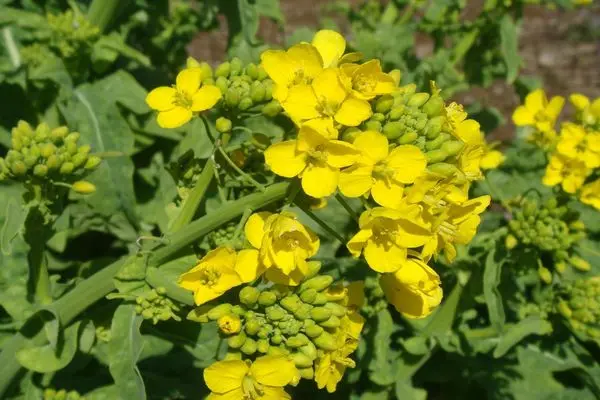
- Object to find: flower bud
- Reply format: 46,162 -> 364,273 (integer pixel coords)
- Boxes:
570,256 -> 591,272
258,291 -> 277,306
382,121 -> 404,139
505,234 -> 518,250
230,57 -> 243,76
227,331 -> 247,349
422,95 -> 444,117
207,304 -> 233,320
538,266 -> 553,284
425,149 -> 447,163
313,332 -> 337,351
262,100 -> 282,117
225,88 -> 241,107
407,93 -> 430,108
300,275 -> 333,293
267,346 -> 288,357
71,153 -> 87,168
84,156 -> 102,170
363,120 -> 382,132
60,162 -> 74,174
318,315 -> 341,328
427,162 -> 458,177
280,295 -> 302,313
293,304 -> 312,320
397,131 -> 418,145
238,97 -> 253,110
342,127 -> 361,143
11,161 -> 27,176
218,314 -> 241,335
286,334 -> 309,348
240,337 -> 257,355
290,352 -> 313,368
557,300 -> 572,318
304,323 -> 323,338
245,319 -> 262,335
250,82 -> 266,103
33,164 -> 48,177
324,302 -> 346,317
300,289 -> 317,304
215,61 -> 231,78
266,306 -> 286,321
441,140 -> 464,156
270,334 -> 283,345
298,367 -> 314,380
388,106 -> 405,121
309,307 -> 332,322
257,338 -> 270,353
425,116 -> 444,139
239,286 -> 260,306
34,123 -> 50,142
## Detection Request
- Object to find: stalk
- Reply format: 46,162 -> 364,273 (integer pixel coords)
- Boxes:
87,0 -> 130,32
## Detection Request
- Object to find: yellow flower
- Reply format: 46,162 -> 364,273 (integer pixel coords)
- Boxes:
204,356 -> 296,400
264,124 -> 359,198
512,89 -> 564,133
556,123 -> 600,169
217,314 -> 241,335
480,147 -> 506,170
347,206 -> 432,273
146,68 -> 222,129
178,247 -> 260,305
542,154 -> 589,194
311,29 -> 358,68
570,93 -> 600,127
282,68 -> 373,127
421,195 -> 490,262
579,179 -> 600,210
449,117 -> 505,171
244,211 -> 320,285
457,144 -> 485,182
338,131 -> 426,208
379,257 -> 442,318
339,60 -> 396,100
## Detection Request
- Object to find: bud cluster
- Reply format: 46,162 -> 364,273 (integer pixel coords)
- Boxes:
135,287 -> 182,324
192,274 -> 360,381
203,222 -> 244,250
43,388 -> 84,400
46,10 -> 100,58
0,121 -> 101,183
557,277 -> 600,340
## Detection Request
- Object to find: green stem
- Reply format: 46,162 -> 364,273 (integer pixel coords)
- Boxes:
231,208 -> 254,245
24,206 -> 52,305
145,267 -> 194,306
295,202 -> 346,245
1,27 -> 20,68
335,193 -> 359,221
168,160 -> 215,234
87,0 -> 130,32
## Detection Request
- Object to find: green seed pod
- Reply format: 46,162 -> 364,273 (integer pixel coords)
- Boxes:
300,276 -> 333,292
227,331 -> 247,349
259,291 -> 277,306
250,81 -> 266,103
319,315 -> 341,328
71,153 -> 87,168
382,121 -> 404,139
239,286 -> 260,306
407,93 -> 430,107
375,95 -> 395,114
425,116 -> 444,139
422,95 -> 444,117
230,57 -> 243,76
238,97 -> 253,110
207,304 -> 233,320
313,332 -> 338,351
215,61 -> 231,78
240,337 -> 257,355
310,307 -> 332,322
441,140 -> 464,156
257,339 -> 270,353
364,120 -> 382,132
325,302 -> 347,317
298,367 -> 314,380
300,289 -> 318,304
33,164 -> 48,177
291,352 -> 314,368
388,106 -> 405,121
262,100 -> 282,117
270,334 -> 283,345
84,156 -> 102,170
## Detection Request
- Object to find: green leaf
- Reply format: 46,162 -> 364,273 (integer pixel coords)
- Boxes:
112,254 -> 148,295
421,272 -> 471,337
94,70 -> 149,115
500,14 -> 520,83
483,246 -> 506,333
493,317 -> 553,358
0,195 -> 26,255
368,308 -> 396,385
27,53 -> 72,89
395,381 -> 427,400
108,304 -> 146,400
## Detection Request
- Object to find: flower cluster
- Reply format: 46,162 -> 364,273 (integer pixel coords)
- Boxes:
513,90 -> 600,209
505,196 -> 588,283
557,277 -> 600,341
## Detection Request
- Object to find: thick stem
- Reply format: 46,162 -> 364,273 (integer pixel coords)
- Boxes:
87,0 -> 130,32
24,207 -> 52,305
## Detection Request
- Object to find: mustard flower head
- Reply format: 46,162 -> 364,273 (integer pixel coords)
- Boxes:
338,130 -> 427,208
204,356 -> 297,399
512,88 -> 565,133
556,122 -> 600,169
580,179 -> 600,210
264,124 -> 359,198
339,59 -> 396,100
146,67 -> 222,129
379,257 -> 443,319
347,206 -> 431,273
542,153 -> 590,194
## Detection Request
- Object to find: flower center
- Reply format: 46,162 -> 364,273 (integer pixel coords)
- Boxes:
316,97 -> 341,117
173,89 -> 193,109
292,69 -> 312,86
372,161 -> 394,182
354,75 -> 375,93
199,267 -> 221,287
372,219 -> 397,244
242,376 -> 264,399
307,145 -> 328,165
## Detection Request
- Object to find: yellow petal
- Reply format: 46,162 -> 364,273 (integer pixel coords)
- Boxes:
569,93 -> 590,110
335,97 -> 372,126
371,179 -> 404,209
511,106 -> 535,126
339,164 -> 373,197
455,119 -> 483,144
251,356 -> 297,387
525,89 -> 546,114
287,43 -> 324,78
176,68 -> 202,96
204,360 -> 248,393
302,163 -> 339,198
311,30 -> 346,68
244,212 -> 271,249
302,117 -> 338,139
261,387 -> 291,400
282,84 -> 320,122
325,140 -> 359,168
191,85 -> 222,111
235,249 -> 263,283
204,246 -> 238,269
386,145 -> 427,184
207,389 -> 246,400
312,68 -> 347,106
157,107 -> 193,129
146,86 -> 176,111
364,240 -> 407,273
265,267 -> 305,286
297,125 -> 328,152
347,229 -> 371,258
264,141 -> 307,178
546,96 -> 565,120
260,50 -> 294,86
353,131 -> 389,162
480,150 -> 505,169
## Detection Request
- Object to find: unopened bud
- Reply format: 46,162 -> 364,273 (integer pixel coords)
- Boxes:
227,331 -> 247,349
398,131 -> 418,144
375,95 -> 394,114
538,266 -> 553,284
557,300 -> 572,318
218,314 -> 241,335
290,352 -> 313,368
11,161 -> 27,176
33,164 -> 48,177
238,97 -> 253,111
240,337 -> 257,355
239,286 -> 260,306
364,120 -> 382,132
441,140 -> 464,156
257,339 -> 270,353
425,149 -> 447,163
319,315 -> 341,328
313,332 -> 337,351
262,100 -> 282,117
207,304 -> 233,320
310,307 -> 332,322
570,256 -> 591,272
259,291 -> 277,306
84,156 -> 102,170
382,121 -> 404,139
300,275 -> 333,292
215,61 -> 231,78
407,93 -> 430,108
230,57 -> 243,76
388,106 -> 405,121
505,234 -> 518,250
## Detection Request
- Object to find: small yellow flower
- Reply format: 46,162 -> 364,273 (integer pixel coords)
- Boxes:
204,356 -> 296,400
480,148 -> 505,170
244,211 -> 320,285
449,116 -> 505,172
542,154 -> 590,194
556,123 -> 600,169
580,179 -> 600,210
146,68 -> 222,129
264,124 -> 359,198
338,131 -> 426,208
570,93 -> 600,127
339,60 -> 396,100
379,257 -> 442,318
512,89 -> 564,133
421,195 -> 490,262
178,247 -> 259,306
282,68 -> 372,127
217,314 -> 241,335
71,180 -> 97,194
347,206 -> 431,273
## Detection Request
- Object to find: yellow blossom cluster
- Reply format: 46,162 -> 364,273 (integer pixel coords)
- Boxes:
513,90 -> 600,209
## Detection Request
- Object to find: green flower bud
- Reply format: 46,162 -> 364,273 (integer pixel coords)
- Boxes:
199,62 -> 213,79
245,319 -> 262,335
425,149 -> 447,163
215,76 -> 229,93
231,305 -> 246,316
441,140 -> 464,156
250,82 -> 266,103
84,156 -> 102,170
257,338 -> 270,353
397,131 -> 418,144
427,162 -> 458,177
45,155 -> 59,170
262,100 -> 282,117
245,63 -> 258,79
425,116 -> 444,139
280,295 -> 301,313
215,61 -> 231,78
66,141 -> 78,155
227,331 -> 247,349
312,293 -> 328,306
225,88 -> 241,107
290,352 -> 313,368
570,256 -> 591,272
293,304 -> 312,320
371,112 -> 386,122
50,126 -> 68,142
557,300 -> 572,318
425,133 -> 448,151
270,334 -> 283,345
40,143 -> 56,158
15,121 -> 33,137
382,121 -> 404,139
505,234 -> 518,250
266,306 -> 286,321
300,275 -> 333,293
64,132 -> 80,144
310,307 -> 332,322
24,154 -> 38,168
142,308 -> 154,319
407,93 -> 430,107
319,315 -> 341,328
207,304 -> 233,320
342,127 -> 361,143
11,137 -> 22,151
298,367 -> 314,380
299,341 -> 318,360
422,95 -> 444,117
55,389 -> 67,400
286,334 -> 309,348
304,323 -> 324,338
257,66 -> 268,81
33,164 -> 48,177
34,123 -> 50,142
237,287 -> 258,306
71,153 -> 87,168
238,97 -> 253,111
375,95 -> 395,114
388,106 -> 405,121
300,289 -> 318,304
313,332 -> 338,351
364,120 -> 382,132
230,57 -> 243,76
325,302 -> 347,317
240,337 -> 257,355
11,161 -> 27,176
259,291 -> 277,306
60,161 -> 74,174
538,266 -> 553,284
267,346 -> 288,357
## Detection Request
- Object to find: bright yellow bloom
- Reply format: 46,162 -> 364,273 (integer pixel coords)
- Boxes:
480,147 -> 505,170
579,179 -> 600,210
264,125 -> 359,198
146,68 -> 222,129
311,29 -> 357,68
339,60 -> 396,100
512,89 -> 564,133
217,314 -> 241,335
556,123 -> 600,169
204,356 -> 296,400
282,68 -> 372,127
244,211 -> 319,285
338,131 -> 426,208
421,195 -> 490,262
570,93 -> 600,128
178,247 -> 259,306
347,206 -> 431,273
542,154 -> 589,194
457,144 -> 485,182
379,257 -> 442,318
